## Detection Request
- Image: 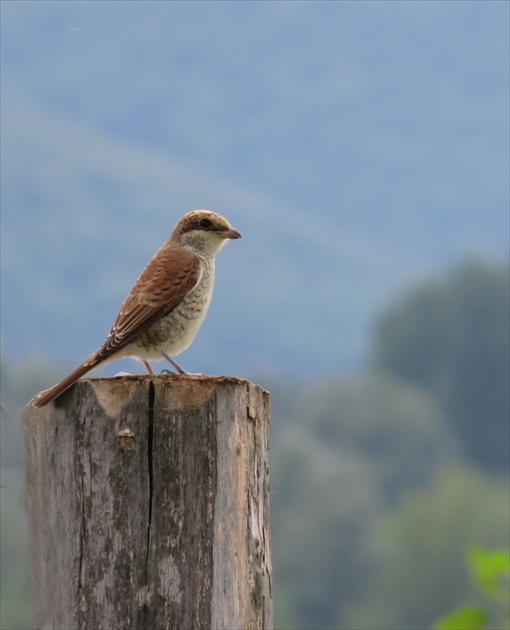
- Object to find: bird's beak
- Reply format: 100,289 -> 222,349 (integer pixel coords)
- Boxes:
221,227 -> 242,239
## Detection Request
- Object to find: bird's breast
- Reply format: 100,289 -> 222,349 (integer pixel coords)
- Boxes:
134,257 -> 215,357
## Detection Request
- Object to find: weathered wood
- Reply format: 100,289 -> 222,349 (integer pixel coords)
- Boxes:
23,375 -> 272,630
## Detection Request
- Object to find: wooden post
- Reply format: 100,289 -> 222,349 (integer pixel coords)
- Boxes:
23,375 -> 272,630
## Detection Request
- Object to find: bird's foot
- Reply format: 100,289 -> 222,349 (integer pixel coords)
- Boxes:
161,353 -> 189,375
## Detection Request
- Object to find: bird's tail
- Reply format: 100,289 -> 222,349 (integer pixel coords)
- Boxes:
31,358 -> 98,408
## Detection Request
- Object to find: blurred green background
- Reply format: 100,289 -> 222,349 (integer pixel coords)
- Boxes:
1,2 -> 508,629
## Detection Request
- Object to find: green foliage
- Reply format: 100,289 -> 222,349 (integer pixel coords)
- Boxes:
434,606 -> 488,630
470,547 -> 510,598
433,547 -> 510,630
346,468 -> 510,630
373,259 -> 510,473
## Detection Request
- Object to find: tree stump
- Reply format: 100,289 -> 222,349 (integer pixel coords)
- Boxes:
23,375 -> 272,630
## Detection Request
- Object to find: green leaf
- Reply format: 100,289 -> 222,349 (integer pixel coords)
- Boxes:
433,605 -> 488,630
469,547 -> 510,595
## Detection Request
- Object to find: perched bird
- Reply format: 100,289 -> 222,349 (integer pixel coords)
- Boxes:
32,210 -> 241,408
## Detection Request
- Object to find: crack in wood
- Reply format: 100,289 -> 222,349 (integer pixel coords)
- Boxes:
139,381 -> 156,622
145,381 -> 155,573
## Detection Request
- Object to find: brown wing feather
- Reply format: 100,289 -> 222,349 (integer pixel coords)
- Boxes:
31,247 -> 200,408
94,247 -> 201,361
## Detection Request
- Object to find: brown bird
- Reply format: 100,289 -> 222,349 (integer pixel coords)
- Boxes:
32,210 -> 241,408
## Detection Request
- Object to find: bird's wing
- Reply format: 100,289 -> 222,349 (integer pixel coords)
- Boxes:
92,247 -> 201,362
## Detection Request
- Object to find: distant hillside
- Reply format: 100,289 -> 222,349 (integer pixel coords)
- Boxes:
1,1 -> 508,377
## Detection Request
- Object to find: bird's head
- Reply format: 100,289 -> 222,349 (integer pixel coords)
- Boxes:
173,210 -> 242,255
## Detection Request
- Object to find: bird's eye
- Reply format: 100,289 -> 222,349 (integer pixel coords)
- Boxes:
199,219 -> 213,229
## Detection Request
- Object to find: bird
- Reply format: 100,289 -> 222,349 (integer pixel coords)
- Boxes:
31,210 -> 241,408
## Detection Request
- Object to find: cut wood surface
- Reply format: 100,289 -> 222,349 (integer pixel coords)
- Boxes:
23,375 -> 272,630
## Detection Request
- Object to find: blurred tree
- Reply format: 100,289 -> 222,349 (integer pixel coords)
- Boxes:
288,374 -> 460,502
373,259 -> 510,473
0,354 -> 63,627
271,444 -> 381,629
347,467 -> 510,630
0,472 -> 33,630
269,374 -> 461,628
1,354 -> 63,470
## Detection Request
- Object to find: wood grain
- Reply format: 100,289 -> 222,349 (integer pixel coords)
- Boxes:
23,375 -> 272,630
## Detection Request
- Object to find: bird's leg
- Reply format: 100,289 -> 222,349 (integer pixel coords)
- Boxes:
143,360 -> 155,375
161,353 -> 188,375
